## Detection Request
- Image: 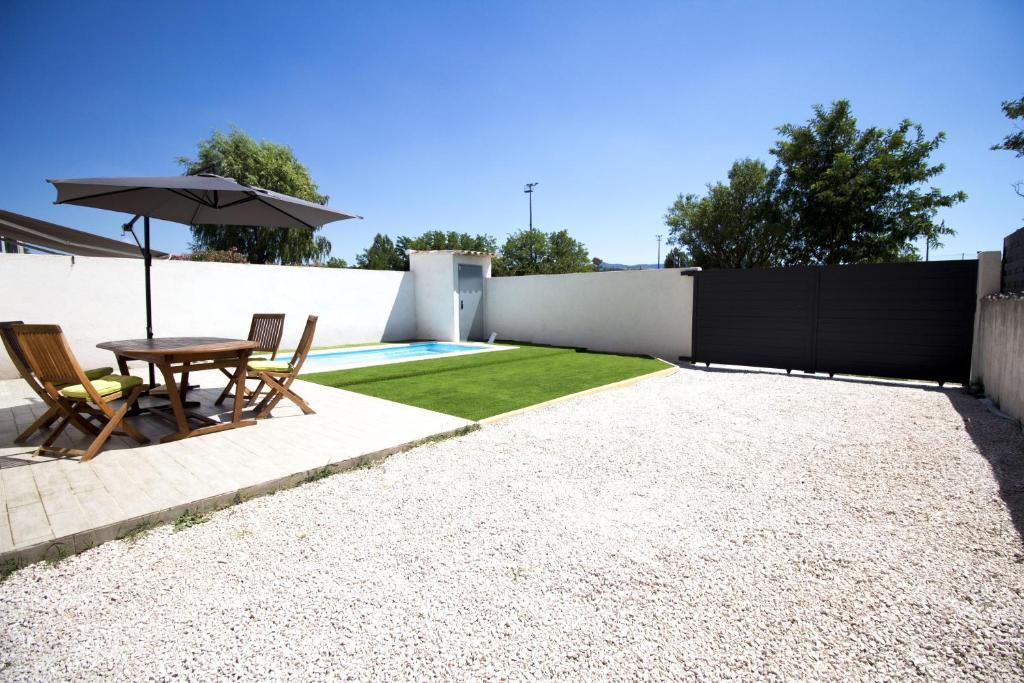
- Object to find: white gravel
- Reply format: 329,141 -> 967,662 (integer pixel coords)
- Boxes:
2,366 -> 1023,681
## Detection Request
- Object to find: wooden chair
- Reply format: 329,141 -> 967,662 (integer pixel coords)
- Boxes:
249,315 -> 318,419
13,325 -> 149,462
1,321 -> 112,444
215,313 -> 285,406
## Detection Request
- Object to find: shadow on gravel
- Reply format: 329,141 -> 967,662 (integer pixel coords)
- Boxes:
947,391 -> 1024,549
681,363 -> 1024,547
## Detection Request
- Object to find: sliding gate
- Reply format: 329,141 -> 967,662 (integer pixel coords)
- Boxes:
692,260 -> 979,384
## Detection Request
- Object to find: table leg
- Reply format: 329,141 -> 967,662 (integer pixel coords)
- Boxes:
157,363 -> 190,439
231,351 -> 250,426
180,363 -> 191,405
115,354 -> 130,376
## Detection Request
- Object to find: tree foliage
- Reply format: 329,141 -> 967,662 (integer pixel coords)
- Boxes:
323,257 -> 349,268
771,100 -> 964,264
178,128 -> 332,265
493,229 -> 591,276
992,96 -> 1024,158
662,247 -> 692,268
396,231 -> 497,270
355,233 -> 405,270
665,159 -> 787,268
664,101 -> 965,268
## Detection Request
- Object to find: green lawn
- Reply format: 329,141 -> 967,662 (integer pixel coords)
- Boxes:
301,344 -> 670,420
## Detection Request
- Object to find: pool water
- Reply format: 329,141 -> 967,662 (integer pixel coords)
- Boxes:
283,342 -> 502,373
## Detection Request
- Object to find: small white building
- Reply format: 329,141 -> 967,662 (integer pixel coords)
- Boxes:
407,250 -> 493,342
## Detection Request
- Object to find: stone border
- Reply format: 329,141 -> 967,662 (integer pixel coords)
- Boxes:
0,424 -> 479,572
478,361 -> 678,425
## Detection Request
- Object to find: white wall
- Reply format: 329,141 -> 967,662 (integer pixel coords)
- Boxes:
970,251 -> 1004,383
484,268 -> 695,361
0,253 -> 416,378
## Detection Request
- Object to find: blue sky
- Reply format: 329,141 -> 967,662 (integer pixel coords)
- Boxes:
1,0 -> 1021,264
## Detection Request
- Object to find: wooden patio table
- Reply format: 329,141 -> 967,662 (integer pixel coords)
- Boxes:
97,337 -> 258,443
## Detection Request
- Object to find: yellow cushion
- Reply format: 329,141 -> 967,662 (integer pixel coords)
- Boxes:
84,367 -> 114,381
60,374 -> 142,400
248,359 -> 292,373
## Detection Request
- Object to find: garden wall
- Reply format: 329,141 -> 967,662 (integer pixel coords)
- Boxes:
0,253 -> 416,378
484,268 -> 695,362
976,297 -> 1024,424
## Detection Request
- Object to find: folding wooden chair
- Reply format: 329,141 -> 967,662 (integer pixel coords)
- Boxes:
215,313 -> 285,406
13,325 -> 149,462
249,315 -> 318,419
1,321 -> 113,443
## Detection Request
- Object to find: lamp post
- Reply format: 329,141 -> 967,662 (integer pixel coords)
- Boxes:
524,182 -> 538,268
656,234 -> 662,269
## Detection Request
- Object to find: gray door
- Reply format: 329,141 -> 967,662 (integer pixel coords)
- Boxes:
458,264 -> 484,341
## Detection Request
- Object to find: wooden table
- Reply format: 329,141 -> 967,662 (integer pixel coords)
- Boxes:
97,337 -> 259,443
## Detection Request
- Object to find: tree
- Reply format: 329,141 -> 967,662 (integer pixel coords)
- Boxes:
395,230 -> 497,270
993,95 -> 1024,200
664,159 -> 787,268
662,247 -> 692,268
323,257 -> 348,268
771,100 -> 965,264
355,233 -> 405,270
178,128 -> 332,264
493,229 -> 592,276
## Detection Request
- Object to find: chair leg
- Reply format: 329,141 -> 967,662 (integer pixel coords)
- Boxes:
38,414 -> 72,453
245,379 -> 266,406
80,398 -> 133,463
255,374 -> 314,418
15,405 -> 59,443
114,388 -> 149,444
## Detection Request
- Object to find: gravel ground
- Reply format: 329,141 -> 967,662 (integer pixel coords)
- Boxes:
2,366 -> 1023,681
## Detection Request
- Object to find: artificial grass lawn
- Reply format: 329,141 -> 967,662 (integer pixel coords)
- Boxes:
301,344 -> 670,420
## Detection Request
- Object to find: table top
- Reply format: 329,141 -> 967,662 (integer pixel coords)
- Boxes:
97,337 -> 258,359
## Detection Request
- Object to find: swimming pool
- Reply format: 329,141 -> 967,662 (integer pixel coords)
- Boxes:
283,342 -> 511,373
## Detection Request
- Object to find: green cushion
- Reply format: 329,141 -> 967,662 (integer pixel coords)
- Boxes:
84,366 -> 114,381
248,359 -> 292,373
60,374 -> 142,400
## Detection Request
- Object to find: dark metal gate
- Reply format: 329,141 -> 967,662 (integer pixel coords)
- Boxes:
691,260 -> 979,384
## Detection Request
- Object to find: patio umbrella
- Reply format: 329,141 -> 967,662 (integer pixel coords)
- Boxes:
47,173 -> 361,384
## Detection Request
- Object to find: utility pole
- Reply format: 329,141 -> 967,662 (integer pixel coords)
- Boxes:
524,182 -> 538,268
656,234 -> 662,269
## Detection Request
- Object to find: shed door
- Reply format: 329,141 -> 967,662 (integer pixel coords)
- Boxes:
458,264 -> 484,341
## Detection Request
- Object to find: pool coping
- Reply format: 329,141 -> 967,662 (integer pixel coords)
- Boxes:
296,341 -> 518,373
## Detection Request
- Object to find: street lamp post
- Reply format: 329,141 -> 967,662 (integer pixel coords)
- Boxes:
524,182 -> 538,268
656,234 -> 662,269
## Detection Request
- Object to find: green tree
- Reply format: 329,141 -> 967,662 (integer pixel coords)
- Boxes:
771,100 -> 965,264
664,158 -> 787,268
493,229 -> 591,276
355,233 -> 405,270
662,247 -> 692,268
323,257 -> 349,268
395,230 -> 497,269
178,128 -> 332,264
993,95 -> 1024,201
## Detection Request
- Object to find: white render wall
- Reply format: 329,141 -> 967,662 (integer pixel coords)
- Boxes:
484,268 -> 695,362
0,253 -> 416,378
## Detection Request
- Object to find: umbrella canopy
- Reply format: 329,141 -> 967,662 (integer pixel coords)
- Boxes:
46,173 -> 361,387
48,173 -> 361,227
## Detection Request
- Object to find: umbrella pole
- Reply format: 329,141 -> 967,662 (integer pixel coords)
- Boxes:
144,216 -> 155,387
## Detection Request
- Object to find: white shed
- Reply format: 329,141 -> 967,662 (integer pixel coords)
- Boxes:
407,250 -> 493,342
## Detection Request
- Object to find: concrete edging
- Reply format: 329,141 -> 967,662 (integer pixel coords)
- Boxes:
478,360 -> 678,425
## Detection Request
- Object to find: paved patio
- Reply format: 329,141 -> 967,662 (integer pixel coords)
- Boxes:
0,375 -> 473,566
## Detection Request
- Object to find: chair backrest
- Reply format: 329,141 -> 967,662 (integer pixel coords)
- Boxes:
288,315 -> 318,374
13,324 -> 89,392
248,313 -> 286,358
0,321 -> 31,376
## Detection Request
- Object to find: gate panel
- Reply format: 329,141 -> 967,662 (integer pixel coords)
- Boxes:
692,260 -> 979,383
815,261 -> 978,383
693,267 -> 817,372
